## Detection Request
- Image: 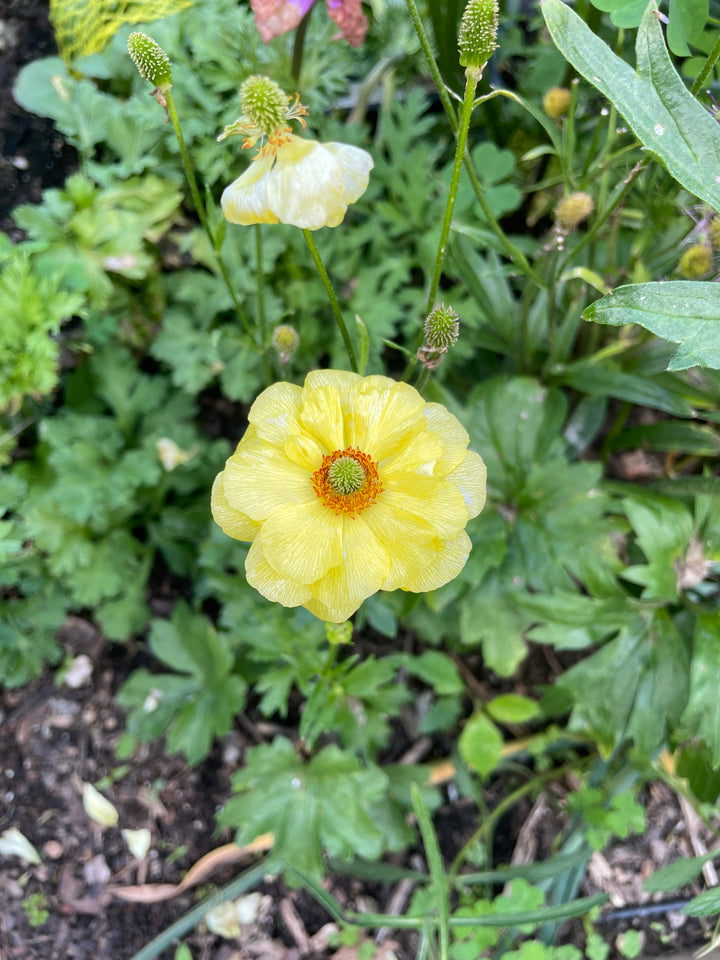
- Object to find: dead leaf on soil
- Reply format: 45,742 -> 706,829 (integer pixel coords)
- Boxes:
107,833 -> 274,902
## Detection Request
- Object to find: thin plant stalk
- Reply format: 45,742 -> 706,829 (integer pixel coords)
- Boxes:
691,30 -> 720,97
426,66 -> 480,319
292,6 -> 314,84
165,89 -> 253,340
255,223 -> 266,345
303,229 -> 359,372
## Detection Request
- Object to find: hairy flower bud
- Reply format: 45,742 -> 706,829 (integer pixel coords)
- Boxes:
127,32 -> 172,89
542,86 -> 571,119
679,244 -> 713,279
458,0 -> 499,70
424,304 -> 460,351
554,192 -> 594,231
272,324 -> 299,364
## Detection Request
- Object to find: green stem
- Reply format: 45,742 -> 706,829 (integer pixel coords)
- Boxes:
165,89 -> 253,339
292,6 -> 313,84
426,66 -> 480,318
303,229 -> 358,372
403,0 -> 458,132
255,223 -> 266,344
691,29 -> 720,97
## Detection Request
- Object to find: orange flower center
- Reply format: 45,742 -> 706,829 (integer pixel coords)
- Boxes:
312,447 -> 383,518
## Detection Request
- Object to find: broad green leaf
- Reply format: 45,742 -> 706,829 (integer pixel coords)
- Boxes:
622,494 -> 693,600
458,712 -> 504,777
589,0 -> 708,55
220,739 -> 389,878
676,740 -> 720,803
680,614 -> 720,766
561,611 -> 689,753
403,651 -> 464,695
555,361 -> 695,417
542,0 -> 720,210
643,852 -> 717,894
611,420 -> 720,456
583,282 -> 720,371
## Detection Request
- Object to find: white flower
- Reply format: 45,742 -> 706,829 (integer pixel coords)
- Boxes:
221,134 -> 373,231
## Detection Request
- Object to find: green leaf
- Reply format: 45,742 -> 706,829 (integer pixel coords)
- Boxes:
404,651 -> 464,695
458,712 -> 504,777
542,0 -> 720,209
555,361 -> 695,417
675,741 -> 720,804
622,493 -> 693,600
643,852 -> 717,894
220,739 -> 389,878
680,614 -> 720,766
683,887 -> 720,917
583,282 -> 720,371
610,420 -> 720,456
486,694 -> 541,724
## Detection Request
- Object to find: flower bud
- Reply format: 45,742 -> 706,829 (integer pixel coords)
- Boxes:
240,75 -> 291,139
325,621 -> 353,646
127,32 -> 172,90
678,244 -> 713,278
542,86 -> 571,120
554,192 -> 594,231
272,324 -> 299,364
424,304 -> 460,351
458,0 -> 499,70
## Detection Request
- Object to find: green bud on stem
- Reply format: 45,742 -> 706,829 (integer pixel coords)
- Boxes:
458,0 -> 499,71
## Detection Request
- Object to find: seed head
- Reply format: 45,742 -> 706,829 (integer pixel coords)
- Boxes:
424,304 -> 460,351
542,86 -> 571,120
554,192 -> 594,231
127,32 -> 172,89
678,244 -> 713,278
458,0 -> 499,70
240,75 -> 291,139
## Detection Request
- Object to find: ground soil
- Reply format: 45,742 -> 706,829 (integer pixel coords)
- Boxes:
2,5 -> 720,960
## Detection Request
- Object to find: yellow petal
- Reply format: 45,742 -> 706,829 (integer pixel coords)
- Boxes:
350,378 -> 426,461
423,402 -> 471,476
304,369 -> 361,394
448,450 -> 487,518
306,515 -> 389,621
380,428 -> 444,480
362,502 -> 437,591
400,530 -> 473,592
379,480 -> 469,538
221,153 -> 278,225
245,541 -> 311,606
324,142 -> 375,205
223,439 -> 312,521
248,380 -> 303,446
211,473 -> 260,542
258,498 -> 343,583
299,385 -> 346,451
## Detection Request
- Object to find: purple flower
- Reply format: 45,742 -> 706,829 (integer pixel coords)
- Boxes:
251,0 -> 367,47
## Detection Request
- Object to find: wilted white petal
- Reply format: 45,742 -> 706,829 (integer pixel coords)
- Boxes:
0,827 -> 41,865
121,828 -> 152,859
82,783 -> 119,828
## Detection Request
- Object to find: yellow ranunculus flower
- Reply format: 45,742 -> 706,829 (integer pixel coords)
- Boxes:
221,134 -> 373,230
212,370 -> 487,623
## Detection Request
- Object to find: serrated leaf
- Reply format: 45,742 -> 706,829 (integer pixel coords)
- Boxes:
622,494 -> 693,600
459,712 -> 504,777
542,0 -> 720,209
584,282 -> 720,371
680,614 -> 720,767
220,739 -> 389,878
404,651 -> 464,695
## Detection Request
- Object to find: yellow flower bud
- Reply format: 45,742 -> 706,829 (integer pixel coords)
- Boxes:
272,324 -> 299,364
458,0 -> 499,70
554,192 -> 594,231
542,86 -> 571,120
678,244 -> 713,278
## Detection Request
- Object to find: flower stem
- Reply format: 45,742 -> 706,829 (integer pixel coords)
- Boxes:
303,229 -> 359,372
691,29 -> 720,97
403,0 -> 458,130
255,223 -> 266,343
292,5 -> 314,84
164,88 -> 253,339
426,66 -> 480,317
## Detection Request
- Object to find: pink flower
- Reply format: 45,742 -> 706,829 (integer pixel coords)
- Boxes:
251,0 -> 367,47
